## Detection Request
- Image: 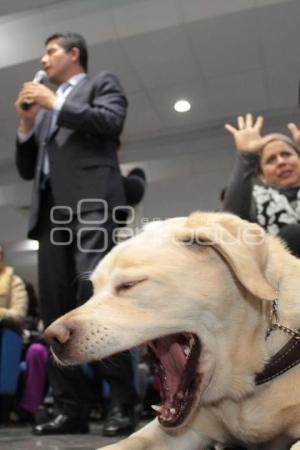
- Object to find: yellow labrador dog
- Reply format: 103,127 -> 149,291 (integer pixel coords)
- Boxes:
45,212 -> 300,450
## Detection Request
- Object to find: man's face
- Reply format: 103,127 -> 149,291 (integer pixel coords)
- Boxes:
41,38 -> 73,84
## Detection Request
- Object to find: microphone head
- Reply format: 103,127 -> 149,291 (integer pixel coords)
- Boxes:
33,70 -> 48,84
20,70 -> 48,110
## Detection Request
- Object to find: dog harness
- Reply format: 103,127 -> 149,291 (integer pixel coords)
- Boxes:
255,299 -> 300,385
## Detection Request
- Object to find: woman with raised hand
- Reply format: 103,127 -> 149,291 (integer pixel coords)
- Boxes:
223,113 -> 300,257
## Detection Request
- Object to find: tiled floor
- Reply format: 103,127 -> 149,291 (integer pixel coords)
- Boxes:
0,421 -> 149,450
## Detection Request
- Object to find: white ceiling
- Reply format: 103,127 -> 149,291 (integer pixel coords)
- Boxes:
1,0 -> 300,277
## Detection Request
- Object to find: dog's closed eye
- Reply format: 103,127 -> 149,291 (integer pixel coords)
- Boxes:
116,278 -> 147,294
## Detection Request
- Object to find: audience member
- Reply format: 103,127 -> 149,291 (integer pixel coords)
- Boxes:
0,245 -> 28,326
0,245 -> 28,422
122,168 -> 146,207
223,113 -> 300,256
12,343 -> 48,423
12,281 -> 48,423
15,32 -> 139,436
117,167 -> 147,235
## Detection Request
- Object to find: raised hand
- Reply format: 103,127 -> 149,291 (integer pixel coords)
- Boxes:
225,113 -> 271,153
287,122 -> 300,147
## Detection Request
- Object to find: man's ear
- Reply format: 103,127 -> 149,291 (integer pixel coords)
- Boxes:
70,46 -> 80,64
175,218 -> 276,302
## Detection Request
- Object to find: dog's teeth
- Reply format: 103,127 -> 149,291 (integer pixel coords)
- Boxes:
170,408 -> 176,415
151,404 -> 162,413
183,345 -> 191,357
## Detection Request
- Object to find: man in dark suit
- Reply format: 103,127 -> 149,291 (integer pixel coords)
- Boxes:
15,32 -> 139,436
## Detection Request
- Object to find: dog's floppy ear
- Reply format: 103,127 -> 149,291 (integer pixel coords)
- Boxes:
175,214 -> 276,301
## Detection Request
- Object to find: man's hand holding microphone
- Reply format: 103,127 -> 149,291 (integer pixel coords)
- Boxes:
15,70 -> 57,133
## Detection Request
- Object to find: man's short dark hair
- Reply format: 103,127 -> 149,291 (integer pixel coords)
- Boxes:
45,32 -> 88,72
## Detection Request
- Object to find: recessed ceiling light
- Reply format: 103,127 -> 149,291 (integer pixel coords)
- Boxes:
174,99 -> 191,113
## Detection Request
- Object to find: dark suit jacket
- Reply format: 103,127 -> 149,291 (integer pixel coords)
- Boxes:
16,71 -> 127,239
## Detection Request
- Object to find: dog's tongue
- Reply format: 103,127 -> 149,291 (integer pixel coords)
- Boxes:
154,336 -> 186,393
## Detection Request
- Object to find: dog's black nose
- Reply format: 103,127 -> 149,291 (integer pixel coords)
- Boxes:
44,323 -> 71,347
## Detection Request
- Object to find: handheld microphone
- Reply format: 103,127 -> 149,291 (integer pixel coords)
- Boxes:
21,70 -> 48,111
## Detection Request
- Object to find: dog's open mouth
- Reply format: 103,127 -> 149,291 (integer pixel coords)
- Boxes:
147,332 -> 201,428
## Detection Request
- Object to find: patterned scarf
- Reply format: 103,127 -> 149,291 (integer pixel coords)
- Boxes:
253,184 -> 300,235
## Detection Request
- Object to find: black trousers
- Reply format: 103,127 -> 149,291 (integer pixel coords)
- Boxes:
37,185 -> 139,418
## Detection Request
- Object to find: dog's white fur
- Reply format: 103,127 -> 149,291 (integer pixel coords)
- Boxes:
45,212 -> 300,450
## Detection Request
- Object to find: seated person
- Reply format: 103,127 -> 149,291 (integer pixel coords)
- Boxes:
0,244 -> 28,422
0,245 -> 28,325
12,281 -> 49,423
223,113 -> 300,257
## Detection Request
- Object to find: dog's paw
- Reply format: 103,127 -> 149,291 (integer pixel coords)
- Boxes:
95,446 -> 115,450
95,438 -> 156,450
96,446 -> 121,450
290,442 -> 300,450
95,441 -> 137,450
